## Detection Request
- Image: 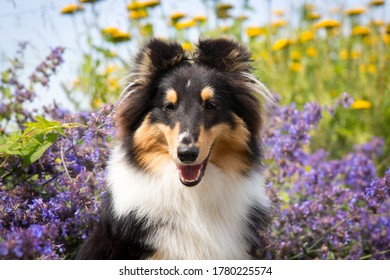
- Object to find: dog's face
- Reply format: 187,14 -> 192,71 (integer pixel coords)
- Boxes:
118,38 -> 269,186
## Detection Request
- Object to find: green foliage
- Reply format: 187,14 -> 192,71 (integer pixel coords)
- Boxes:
0,117 -> 84,167
62,44 -> 126,110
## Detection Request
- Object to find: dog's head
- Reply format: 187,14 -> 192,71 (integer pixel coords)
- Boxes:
117,38 -> 271,187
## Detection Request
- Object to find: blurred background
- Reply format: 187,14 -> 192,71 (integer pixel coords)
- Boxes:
1,0 -> 389,170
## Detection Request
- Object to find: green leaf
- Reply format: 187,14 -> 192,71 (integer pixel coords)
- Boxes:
2,86 -> 11,99
1,116 -> 84,166
0,132 -> 24,156
2,70 -> 9,83
22,133 -> 58,167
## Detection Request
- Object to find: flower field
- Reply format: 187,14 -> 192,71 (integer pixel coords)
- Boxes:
0,0 -> 389,259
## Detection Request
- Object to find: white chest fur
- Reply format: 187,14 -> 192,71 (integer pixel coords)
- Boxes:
107,145 -> 270,259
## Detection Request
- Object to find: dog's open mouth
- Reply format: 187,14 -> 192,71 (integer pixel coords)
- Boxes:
177,158 -> 208,187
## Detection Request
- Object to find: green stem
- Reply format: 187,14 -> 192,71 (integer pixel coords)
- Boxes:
0,155 -> 10,168
359,249 -> 390,260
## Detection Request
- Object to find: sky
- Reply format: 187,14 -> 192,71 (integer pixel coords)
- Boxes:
0,0 -> 388,111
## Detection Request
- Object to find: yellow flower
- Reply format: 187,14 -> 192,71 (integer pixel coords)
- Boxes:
273,9 -> 285,16
102,27 -> 121,36
181,42 -> 193,51
129,10 -> 148,19
351,50 -> 361,59
246,27 -> 266,38
193,15 -> 207,23
103,65 -> 116,75
371,20 -> 384,27
339,50 -> 361,60
346,8 -> 366,16
368,64 -> 377,74
217,3 -> 233,10
93,98 -> 103,107
216,3 -> 233,19
108,78 -> 120,91
139,0 -> 160,9
314,19 -> 341,29
351,100 -> 372,109
351,26 -> 371,36
339,50 -> 349,60
113,32 -> 131,41
364,36 -> 376,45
290,50 -> 301,60
175,19 -> 196,30
369,0 -> 385,6
271,38 -> 291,51
383,34 -> 390,44
170,12 -> 186,21
299,31 -> 315,42
127,2 -> 141,10
127,1 -> 159,10
307,13 -> 320,20
260,50 -> 269,60
306,47 -> 317,57
360,64 -> 377,74
101,27 -> 131,43
60,4 -> 83,14
272,19 -> 287,28
289,62 -> 303,72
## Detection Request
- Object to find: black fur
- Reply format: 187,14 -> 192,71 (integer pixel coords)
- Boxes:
76,197 -> 155,260
246,205 -> 272,258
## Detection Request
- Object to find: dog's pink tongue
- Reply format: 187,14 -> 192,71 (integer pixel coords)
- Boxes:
178,164 -> 202,182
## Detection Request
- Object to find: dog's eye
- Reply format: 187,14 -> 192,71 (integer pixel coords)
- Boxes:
163,102 -> 175,111
205,101 -> 217,111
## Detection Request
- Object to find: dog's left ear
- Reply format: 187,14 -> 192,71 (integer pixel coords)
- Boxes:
193,38 -> 252,73
133,38 -> 189,83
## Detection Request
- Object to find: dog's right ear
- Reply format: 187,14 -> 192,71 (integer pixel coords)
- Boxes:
132,38 -> 189,85
193,38 -> 252,73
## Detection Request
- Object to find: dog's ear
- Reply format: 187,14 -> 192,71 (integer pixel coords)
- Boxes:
194,38 -> 252,73
133,38 -> 188,81
116,39 -> 188,139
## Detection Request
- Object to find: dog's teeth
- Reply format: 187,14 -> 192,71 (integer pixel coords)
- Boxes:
177,163 -> 204,186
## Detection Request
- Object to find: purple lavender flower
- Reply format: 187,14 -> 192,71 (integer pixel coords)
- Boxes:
337,92 -> 354,109
260,95 -> 389,260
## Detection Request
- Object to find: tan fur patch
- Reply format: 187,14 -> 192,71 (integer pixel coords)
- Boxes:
133,114 -> 170,173
157,122 -> 180,162
200,86 -> 215,101
148,251 -> 162,260
166,89 -> 178,104
198,114 -> 251,175
133,115 -> 183,172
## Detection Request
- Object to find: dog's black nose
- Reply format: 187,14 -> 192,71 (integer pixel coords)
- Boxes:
177,145 -> 199,163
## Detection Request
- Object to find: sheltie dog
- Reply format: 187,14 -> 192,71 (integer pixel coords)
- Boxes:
77,38 -> 273,260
